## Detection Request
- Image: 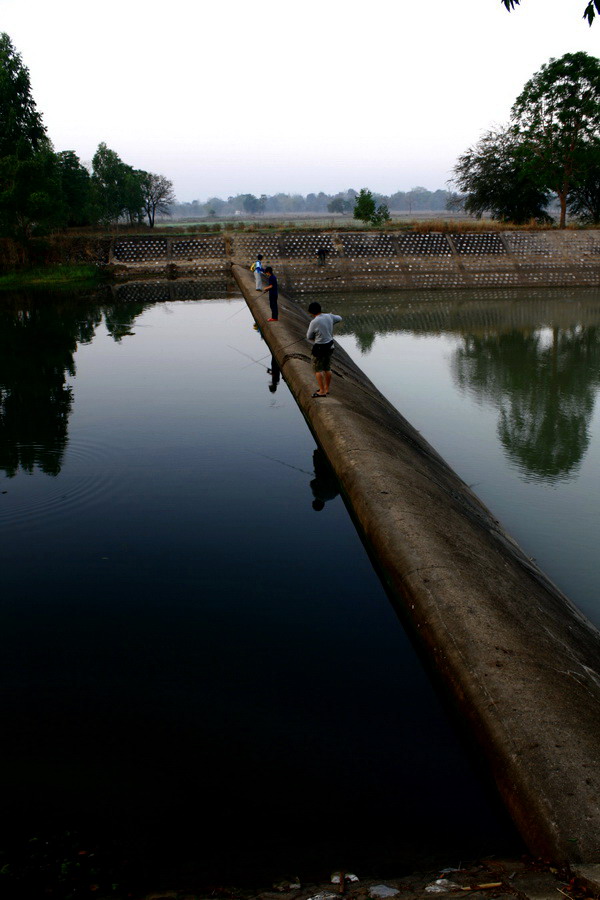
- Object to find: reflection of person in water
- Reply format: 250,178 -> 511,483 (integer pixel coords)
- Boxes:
267,356 -> 280,393
310,448 -> 340,511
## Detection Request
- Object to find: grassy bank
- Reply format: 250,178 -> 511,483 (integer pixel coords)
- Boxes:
0,263 -> 106,290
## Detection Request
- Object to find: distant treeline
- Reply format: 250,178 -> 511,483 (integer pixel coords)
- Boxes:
170,187 -> 453,219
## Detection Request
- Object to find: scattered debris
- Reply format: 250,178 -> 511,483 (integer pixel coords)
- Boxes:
332,873 -> 359,884
307,892 -> 338,900
425,879 -> 462,893
274,879 -> 302,891
369,885 -> 400,898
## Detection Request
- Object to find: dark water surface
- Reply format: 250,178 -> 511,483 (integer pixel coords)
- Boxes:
0,288 -> 519,890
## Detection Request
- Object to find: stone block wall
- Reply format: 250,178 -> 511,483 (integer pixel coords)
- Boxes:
107,230 -> 600,293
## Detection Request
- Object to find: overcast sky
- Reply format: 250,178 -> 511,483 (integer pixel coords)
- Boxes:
1,0 -> 598,201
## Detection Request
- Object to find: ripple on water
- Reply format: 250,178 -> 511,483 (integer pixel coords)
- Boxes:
0,437 -> 121,527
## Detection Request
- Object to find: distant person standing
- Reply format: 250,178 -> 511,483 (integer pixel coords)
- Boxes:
262,266 -> 279,322
252,253 -> 264,290
306,301 -> 342,397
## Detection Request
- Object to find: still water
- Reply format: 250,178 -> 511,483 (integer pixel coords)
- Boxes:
1,284 -> 558,891
317,287 -> 600,628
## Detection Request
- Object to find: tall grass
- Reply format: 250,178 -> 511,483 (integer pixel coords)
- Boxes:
0,264 -> 105,290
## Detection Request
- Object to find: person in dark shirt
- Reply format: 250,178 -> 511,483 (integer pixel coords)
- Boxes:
262,266 -> 278,322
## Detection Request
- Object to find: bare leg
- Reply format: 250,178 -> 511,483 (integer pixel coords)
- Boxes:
315,372 -> 327,395
324,371 -> 332,394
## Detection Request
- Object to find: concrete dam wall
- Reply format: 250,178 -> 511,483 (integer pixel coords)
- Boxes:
231,263 -> 600,871
107,229 -> 600,293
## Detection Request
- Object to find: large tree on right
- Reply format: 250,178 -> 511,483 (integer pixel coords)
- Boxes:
511,51 -> 600,228
454,52 -> 600,228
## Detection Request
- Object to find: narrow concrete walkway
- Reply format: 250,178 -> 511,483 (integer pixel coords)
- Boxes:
233,265 -> 600,867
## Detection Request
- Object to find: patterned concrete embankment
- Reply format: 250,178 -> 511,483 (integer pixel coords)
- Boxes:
232,264 -> 600,870
102,229 -> 600,293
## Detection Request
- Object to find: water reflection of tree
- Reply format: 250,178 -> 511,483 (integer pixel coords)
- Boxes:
104,302 -> 147,341
354,328 -> 376,354
0,305 -> 91,476
453,326 -> 600,481
0,297 -> 152,478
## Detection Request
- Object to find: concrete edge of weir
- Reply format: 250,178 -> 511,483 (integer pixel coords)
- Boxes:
232,264 -> 600,873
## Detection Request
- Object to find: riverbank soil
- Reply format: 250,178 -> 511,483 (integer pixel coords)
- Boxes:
241,858 -> 599,900
9,853 -> 595,900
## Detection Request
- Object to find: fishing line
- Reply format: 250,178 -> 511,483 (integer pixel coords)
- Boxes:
226,344 -> 271,370
245,449 -> 313,476
251,336 -> 309,364
222,303 -> 249,322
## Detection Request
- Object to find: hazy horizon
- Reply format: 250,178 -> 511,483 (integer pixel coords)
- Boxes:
2,0 -> 598,203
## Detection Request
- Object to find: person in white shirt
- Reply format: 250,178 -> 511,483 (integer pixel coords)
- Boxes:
253,254 -> 264,290
306,301 -> 342,397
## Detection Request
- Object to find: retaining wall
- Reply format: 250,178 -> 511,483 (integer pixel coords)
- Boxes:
231,263 -> 600,868
106,230 -> 600,292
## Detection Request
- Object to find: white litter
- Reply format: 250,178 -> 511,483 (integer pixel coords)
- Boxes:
425,879 -> 461,893
369,885 -> 400,898
331,873 -> 359,884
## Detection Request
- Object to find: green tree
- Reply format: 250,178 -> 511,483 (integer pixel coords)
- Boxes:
242,193 -> 259,214
0,33 -> 62,239
453,53 -> 600,227
453,126 -> 552,223
568,142 -> 600,223
56,150 -> 94,227
0,32 -> 48,158
140,172 -> 176,227
511,51 -> 600,228
353,188 -> 376,224
91,143 -> 144,225
371,202 -> 390,226
0,148 -> 64,239
501,0 -> 599,26
353,188 -> 390,226
122,168 -> 145,225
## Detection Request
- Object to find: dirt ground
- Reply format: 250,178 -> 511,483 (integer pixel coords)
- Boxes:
141,855 -> 596,900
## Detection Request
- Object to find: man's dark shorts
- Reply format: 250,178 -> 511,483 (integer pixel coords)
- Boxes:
312,343 -> 333,372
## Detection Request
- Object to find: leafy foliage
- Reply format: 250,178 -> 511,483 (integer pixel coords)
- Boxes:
0,149 -> 64,239
0,33 -> 178,238
511,51 -> 600,226
568,142 -> 600,223
353,188 -> 376,224
453,52 -> 600,227
500,0 -> 599,25
0,33 -> 48,158
56,151 -> 94,227
453,126 -> 552,223
353,188 -> 391,226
